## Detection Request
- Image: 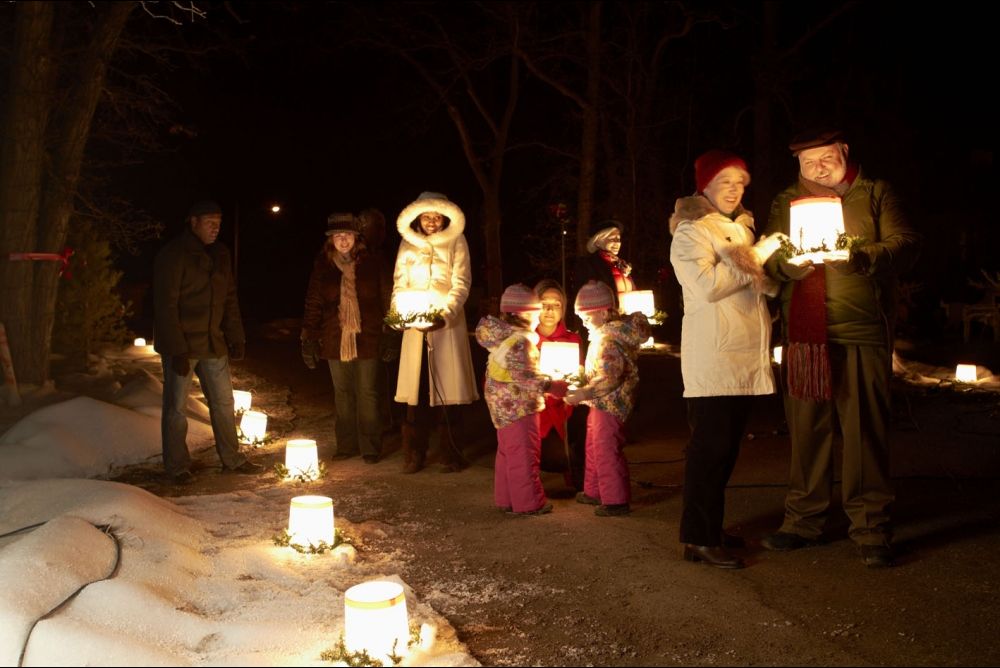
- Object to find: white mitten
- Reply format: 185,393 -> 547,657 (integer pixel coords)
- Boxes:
752,233 -> 787,264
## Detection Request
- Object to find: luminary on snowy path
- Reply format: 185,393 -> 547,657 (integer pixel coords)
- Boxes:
394,289 -> 437,328
788,196 -> 847,265
133,337 -> 146,347
284,439 -> 320,479
288,495 -> 334,548
539,341 -> 580,379
773,346 -> 783,365
233,390 -> 252,415
955,364 -> 978,383
344,581 -> 410,664
619,290 -> 656,317
239,410 -> 267,444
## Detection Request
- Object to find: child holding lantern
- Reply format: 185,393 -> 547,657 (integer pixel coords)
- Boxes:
565,281 -> 650,516
476,284 -> 568,515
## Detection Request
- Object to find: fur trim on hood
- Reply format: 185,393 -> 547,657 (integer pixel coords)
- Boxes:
668,195 -> 753,235
396,194 -> 466,248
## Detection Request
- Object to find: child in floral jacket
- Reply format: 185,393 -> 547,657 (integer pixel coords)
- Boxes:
566,281 -> 651,516
476,284 -> 568,515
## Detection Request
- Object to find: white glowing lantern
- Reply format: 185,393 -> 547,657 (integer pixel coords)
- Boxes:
394,289 -> 437,328
232,390 -> 252,414
619,290 -> 656,317
955,364 -> 978,383
344,581 -> 410,664
539,341 -> 580,379
788,196 -> 848,265
285,438 -> 319,479
133,337 -> 146,347
239,410 -> 267,444
773,346 -> 783,365
288,495 -> 334,548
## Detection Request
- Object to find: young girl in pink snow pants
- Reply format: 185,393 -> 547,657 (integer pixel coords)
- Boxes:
566,281 -> 650,516
476,284 -> 568,515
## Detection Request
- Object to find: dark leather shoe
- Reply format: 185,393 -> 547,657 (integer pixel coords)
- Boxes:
761,531 -> 819,551
860,544 -> 895,568
721,531 -> 746,549
227,460 -> 263,474
595,503 -> 630,517
684,544 -> 745,569
575,492 -> 601,505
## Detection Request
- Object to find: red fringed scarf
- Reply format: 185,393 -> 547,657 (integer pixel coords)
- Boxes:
787,269 -> 832,401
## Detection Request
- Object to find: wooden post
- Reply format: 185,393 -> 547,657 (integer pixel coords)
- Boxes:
0,322 -> 21,406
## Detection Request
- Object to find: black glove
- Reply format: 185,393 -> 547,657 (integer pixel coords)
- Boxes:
826,249 -> 871,276
170,354 -> 191,377
301,339 -> 320,369
228,341 -> 246,361
778,258 -> 816,281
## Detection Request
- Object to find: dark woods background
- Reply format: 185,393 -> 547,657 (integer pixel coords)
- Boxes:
2,1 -> 993,351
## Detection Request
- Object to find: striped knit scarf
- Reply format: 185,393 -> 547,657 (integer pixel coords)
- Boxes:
332,253 -> 361,362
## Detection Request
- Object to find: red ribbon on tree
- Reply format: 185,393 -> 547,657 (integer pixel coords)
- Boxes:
7,247 -> 75,278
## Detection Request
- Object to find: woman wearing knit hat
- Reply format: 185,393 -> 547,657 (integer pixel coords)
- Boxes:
300,213 -> 388,463
565,281 -> 650,517
476,284 -> 569,515
668,150 -> 785,568
572,219 -> 636,314
391,192 -> 480,473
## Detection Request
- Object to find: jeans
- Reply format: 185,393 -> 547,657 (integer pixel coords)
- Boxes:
161,354 -> 246,475
328,358 -> 381,457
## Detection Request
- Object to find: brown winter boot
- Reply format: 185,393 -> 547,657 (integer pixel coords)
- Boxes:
401,422 -> 426,474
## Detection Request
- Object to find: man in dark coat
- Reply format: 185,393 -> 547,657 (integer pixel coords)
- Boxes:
153,200 -> 262,483
761,130 -> 920,567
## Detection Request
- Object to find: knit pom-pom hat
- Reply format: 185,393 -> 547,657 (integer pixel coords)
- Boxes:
500,283 -> 542,313
574,280 -> 615,313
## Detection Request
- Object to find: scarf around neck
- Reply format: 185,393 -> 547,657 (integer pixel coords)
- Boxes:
333,253 -> 361,362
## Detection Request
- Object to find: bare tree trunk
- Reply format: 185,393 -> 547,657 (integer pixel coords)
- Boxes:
0,2 -> 55,388
576,0 -> 601,255
32,2 -> 134,383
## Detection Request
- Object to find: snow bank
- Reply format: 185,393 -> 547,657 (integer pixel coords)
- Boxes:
0,479 -> 478,667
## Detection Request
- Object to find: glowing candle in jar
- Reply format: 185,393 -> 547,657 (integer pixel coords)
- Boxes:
287,495 -> 334,548
955,364 -> 978,383
232,390 -> 252,414
344,581 -> 410,664
239,410 -> 267,444
133,337 -> 146,347
394,290 -> 435,328
773,346 -> 783,365
285,439 -> 319,478
789,196 -> 846,264
539,341 -> 580,379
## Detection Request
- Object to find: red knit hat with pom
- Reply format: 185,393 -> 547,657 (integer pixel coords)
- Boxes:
500,283 -> 542,313
695,150 -> 750,194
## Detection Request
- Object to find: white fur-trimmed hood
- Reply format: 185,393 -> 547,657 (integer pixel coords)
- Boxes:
396,195 -> 466,248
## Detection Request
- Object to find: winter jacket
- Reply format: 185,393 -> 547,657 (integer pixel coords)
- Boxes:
572,252 -> 634,309
392,196 -> 480,406
764,168 -> 920,346
580,312 -> 650,422
153,228 -> 244,359
669,196 -> 776,398
536,320 -> 582,439
476,316 -> 550,429
300,249 -> 386,361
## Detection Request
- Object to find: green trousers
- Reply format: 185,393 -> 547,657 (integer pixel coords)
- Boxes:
780,343 -> 894,546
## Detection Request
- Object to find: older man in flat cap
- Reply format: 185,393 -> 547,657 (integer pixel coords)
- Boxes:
761,129 -> 920,567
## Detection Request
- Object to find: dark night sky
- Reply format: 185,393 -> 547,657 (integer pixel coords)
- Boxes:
111,2 -> 993,326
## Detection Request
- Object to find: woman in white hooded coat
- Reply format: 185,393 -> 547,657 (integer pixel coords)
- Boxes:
669,150 -> 785,569
392,192 -> 480,473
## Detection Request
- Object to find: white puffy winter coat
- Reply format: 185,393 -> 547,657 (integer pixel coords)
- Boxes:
669,196 -> 776,398
392,195 -> 480,406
